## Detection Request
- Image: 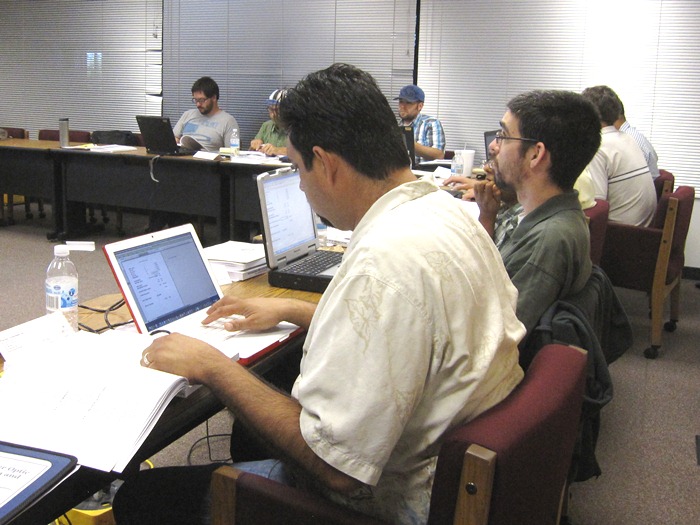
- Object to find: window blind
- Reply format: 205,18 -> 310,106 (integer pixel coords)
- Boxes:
163,0 -> 416,148
0,1 -> 163,139
417,0 -> 700,188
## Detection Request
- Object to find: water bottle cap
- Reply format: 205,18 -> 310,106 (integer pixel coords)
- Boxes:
54,245 -> 70,257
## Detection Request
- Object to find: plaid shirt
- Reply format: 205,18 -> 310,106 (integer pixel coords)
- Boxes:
410,113 -> 445,162
494,203 -> 524,249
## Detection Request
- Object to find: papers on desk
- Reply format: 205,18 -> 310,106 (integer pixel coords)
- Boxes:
0,310 -> 302,473
0,329 -> 187,473
61,143 -> 138,152
219,149 -> 291,165
204,240 -> 268,284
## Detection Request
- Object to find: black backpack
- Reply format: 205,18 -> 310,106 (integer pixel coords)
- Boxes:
91,130 -> 139,146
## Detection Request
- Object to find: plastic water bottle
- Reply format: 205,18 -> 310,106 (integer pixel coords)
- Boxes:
229,128 -> 240,157
451,150 -> 464,177
45,245 -> 79,332
315,214 -> 329,247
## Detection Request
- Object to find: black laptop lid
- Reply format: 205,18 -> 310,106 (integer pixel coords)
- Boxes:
136,115 -> 180,155
484,130 -> 499,159
401,125 -> 416,168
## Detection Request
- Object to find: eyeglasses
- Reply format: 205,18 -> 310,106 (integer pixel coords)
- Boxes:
192,96 -> 211,104
494,130 -> 539,145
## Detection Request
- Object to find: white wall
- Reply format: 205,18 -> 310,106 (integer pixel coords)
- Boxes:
685,209 -> 700,268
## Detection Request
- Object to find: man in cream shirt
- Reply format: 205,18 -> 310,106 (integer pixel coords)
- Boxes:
114,64 -> 524,525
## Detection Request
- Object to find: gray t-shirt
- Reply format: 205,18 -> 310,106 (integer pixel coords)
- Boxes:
173,108 -> 238,151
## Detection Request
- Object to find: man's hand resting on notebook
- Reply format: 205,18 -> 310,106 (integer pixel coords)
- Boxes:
201,296 -> 316,332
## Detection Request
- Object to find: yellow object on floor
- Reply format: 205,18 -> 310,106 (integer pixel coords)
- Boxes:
55,506 -> 114,525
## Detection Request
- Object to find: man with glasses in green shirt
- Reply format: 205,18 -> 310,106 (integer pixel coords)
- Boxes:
474,90 -> 601,339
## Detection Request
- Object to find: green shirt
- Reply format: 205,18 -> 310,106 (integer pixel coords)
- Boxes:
254,120 -> 287,147
499,191 -> 592,338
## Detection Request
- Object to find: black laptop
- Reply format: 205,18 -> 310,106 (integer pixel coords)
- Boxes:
257,168 -> 343,294
484,129 -> 499,159
135,115 -> 198,155
401,125 -> 416,168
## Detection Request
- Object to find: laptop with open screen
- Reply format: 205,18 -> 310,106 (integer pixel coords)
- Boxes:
257,168 -> 343,294
135,115 -> 197,156
484,130 -> 499,159
102,224 -> 243,349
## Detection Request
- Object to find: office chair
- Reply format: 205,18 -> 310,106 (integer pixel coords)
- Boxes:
654,169 -> 674,200
211,343 -> 588,525
601,185 -> 695,358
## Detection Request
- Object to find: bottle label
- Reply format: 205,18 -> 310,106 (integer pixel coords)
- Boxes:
230,131 -> 240,157
45,280 -> 78,310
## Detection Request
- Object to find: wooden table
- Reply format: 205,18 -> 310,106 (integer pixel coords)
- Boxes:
3,274 -> 321,525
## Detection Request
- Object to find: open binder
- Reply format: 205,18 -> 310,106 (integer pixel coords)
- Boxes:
0,441 -> 77,525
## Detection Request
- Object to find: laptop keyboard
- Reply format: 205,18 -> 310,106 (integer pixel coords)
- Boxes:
284,250 -> 343,275
167,316 -> 241,350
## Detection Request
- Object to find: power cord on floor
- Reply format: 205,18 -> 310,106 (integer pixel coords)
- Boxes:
186,418 -> 233,465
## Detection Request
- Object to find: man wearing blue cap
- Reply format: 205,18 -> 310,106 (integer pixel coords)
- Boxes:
395,84 -> 445,162
250,88 -> 288,156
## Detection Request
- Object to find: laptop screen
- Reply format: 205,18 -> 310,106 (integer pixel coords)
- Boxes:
110,231 -> 220,332
261,170 -> 316,258
484,130 -> 499,159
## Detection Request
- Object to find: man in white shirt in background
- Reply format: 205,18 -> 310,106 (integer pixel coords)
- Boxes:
582,85 -> 656,227
615,101 -> 661,180
173,76 -> 239,151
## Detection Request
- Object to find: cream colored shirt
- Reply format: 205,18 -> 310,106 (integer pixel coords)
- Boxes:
292,179 -> 525,524
575,169 -> 596,210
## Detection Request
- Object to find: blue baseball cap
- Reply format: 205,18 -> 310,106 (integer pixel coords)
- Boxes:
394,85 -> 425,103
267,89 -> 287,106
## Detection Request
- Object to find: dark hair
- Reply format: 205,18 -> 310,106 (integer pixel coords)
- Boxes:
191,76 -> 220,100
277,63 -> 409,179
581,85 -> 623,126
507,90 -> 601,191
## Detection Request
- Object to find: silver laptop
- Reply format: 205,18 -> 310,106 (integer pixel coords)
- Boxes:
257,168 -> 343,293
102,224 -> 238,351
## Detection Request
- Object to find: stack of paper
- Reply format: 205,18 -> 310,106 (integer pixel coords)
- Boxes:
0,329 -> 187,473
204,241 -> 268,282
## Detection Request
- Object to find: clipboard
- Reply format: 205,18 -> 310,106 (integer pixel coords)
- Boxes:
0,441 -> 77,524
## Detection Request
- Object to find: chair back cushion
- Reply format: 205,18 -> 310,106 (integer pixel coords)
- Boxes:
0,127 -> 28,139
654,170 -> 674,200
583,199 -> 609,265
602,185 -> 695,289
38,129 -> 92,142
429,344 -> 586,525
657,186 -> 695,282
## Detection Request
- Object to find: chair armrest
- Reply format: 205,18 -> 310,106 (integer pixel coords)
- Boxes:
211,466 -> 388,525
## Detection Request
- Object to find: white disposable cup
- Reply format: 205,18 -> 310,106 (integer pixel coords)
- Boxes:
457,149 -> 475,176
